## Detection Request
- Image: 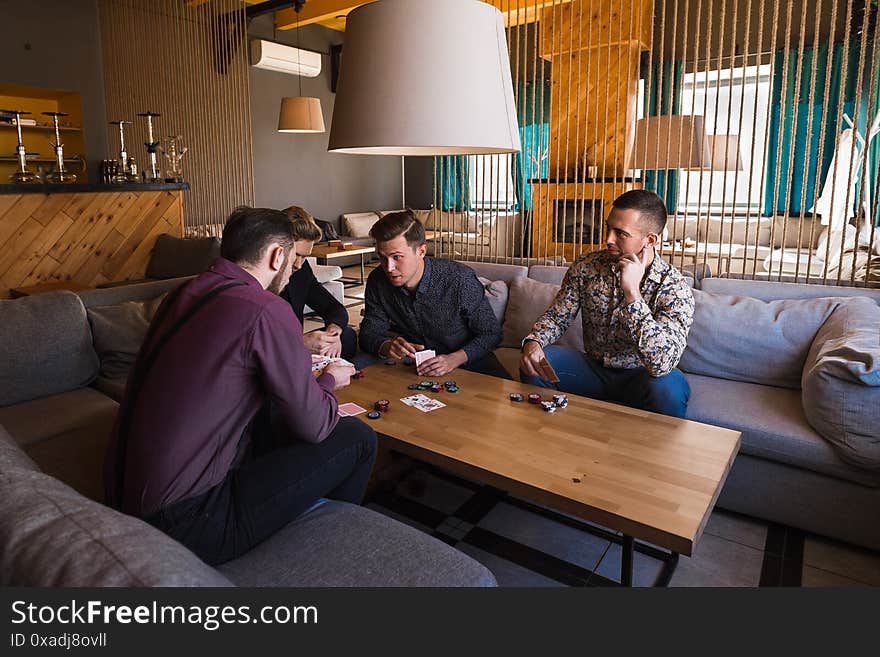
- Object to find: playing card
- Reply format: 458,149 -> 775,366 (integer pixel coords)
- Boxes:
312,354 -> 355,372
337,402 -> 367,417
413,349 -> 436,367
400,394 -> 446,413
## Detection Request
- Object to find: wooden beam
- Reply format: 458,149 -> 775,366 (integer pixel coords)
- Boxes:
274,0 -> 571,31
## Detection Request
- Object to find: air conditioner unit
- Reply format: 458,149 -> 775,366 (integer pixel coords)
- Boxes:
249,39 -> 322,77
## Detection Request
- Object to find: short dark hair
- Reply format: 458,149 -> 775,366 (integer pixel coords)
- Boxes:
612,190 -> 668,234
220,206 -> 295,265
369,209 -> 426,248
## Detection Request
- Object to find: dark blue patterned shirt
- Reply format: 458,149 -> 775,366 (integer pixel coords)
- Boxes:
359,257 -> 501,363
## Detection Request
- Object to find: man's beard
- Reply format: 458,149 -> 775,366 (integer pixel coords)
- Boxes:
267,267 -> 287,295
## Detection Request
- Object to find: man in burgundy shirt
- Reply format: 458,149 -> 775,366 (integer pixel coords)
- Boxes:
105,206 -> 377,565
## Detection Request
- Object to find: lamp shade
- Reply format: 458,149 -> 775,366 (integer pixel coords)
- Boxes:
328,0 -> 521,155
630,116 -> 711,170
278,96 -> 325,133
706,134 -> 743,171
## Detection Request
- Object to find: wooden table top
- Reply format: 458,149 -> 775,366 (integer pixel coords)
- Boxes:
312,244 -> 376,258
337,363 -> 741,556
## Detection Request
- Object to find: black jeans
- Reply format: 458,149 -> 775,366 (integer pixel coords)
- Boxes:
146,415 -> 377,566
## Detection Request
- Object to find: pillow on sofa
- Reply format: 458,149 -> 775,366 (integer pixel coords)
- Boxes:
0,291 -> 99,407
146,234 -> 220,279
801,297 -> 880,470
500,277 -> 583,351
87,294 -> 166,380
342,212 -> 381,238
477,276 -> 509,324
680,289 -> 842,389
424,210 -> 479,234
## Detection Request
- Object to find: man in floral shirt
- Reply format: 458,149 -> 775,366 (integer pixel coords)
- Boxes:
520,190 -> 694,417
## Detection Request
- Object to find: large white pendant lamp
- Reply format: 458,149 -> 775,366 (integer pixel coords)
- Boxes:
328,0 -> 521,155
277,1 -> 325,134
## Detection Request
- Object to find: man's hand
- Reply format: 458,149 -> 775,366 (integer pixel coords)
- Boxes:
617,248 -> 649,304
323,361 -> 356,390
417,351 -> 467,378
519,340 -> 559,382
382,336 -> 425,360
303,329 -> 343,358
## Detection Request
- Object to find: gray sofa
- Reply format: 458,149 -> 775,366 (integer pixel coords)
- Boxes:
457,259 -> 880,551
0,279 -> 495,587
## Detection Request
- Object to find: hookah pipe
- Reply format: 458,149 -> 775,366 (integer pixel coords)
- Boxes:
43,111 -> 77,183
137,111 -> 162,182
1,109 -> 40,183
110,120 -> 135,181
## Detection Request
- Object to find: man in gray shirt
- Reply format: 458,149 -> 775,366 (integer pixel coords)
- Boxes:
358,210 -> 508,379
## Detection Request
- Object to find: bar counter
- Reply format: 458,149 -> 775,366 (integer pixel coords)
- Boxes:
0,182 -> 189,194
0,183 -> 187,298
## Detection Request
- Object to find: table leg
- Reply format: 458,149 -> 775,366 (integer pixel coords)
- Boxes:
621,535 -> 634,586
359,253 -> 366,284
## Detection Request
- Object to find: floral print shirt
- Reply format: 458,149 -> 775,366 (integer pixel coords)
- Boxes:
525,250 -> 695,377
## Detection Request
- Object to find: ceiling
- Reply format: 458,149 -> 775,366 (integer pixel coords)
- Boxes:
273,0 -> 562,32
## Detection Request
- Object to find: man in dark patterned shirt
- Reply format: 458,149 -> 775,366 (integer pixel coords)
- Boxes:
520,190 -> 695,417
358,210 -> 508,379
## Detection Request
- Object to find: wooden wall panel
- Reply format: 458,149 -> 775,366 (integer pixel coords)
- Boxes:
0,191 -> 184,298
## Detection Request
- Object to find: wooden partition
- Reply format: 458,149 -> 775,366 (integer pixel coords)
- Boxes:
0,186 -> 184,298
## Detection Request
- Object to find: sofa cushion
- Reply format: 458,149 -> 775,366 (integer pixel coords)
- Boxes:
218,499 -> 496,587
527,265 -> 568,285
684,373 -> 880,487
0,291 -> 99,407
457,260 -> 528,284
87,295 -> 166,381
145,234 -> 220,279
802,297 -> 880,470
0,387 -> 118,447
680,289 -> 842,389
700,277 -> 880,306
500,277 -> 583,351
477,276 -> 508,324
342,212 -> 380,238
79,276 -> 190,309
0,468 -> 231,586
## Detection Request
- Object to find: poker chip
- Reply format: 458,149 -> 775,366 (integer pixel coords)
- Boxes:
408,383 -> 422,390
552,394 -> 568,408
509,393 -> 524,402
374,399 -> 390,412
366,411 -> 381,420
446,386 -> 460,393
419,381 -> 433,388
540,401 -> 557,413
527,393 -> 542,404
430,384 -> 443,393
444,381 -> 457,388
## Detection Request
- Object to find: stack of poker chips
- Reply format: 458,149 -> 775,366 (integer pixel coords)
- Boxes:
527,393 -> 542,404
552,394 -> 568,408
374,399 -> 390,412
509,393 -> 524,402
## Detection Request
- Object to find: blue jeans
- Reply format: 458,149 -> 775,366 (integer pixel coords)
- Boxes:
520,345 -> 690,418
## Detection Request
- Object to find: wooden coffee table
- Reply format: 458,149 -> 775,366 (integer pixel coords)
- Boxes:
311,244 -> 376,287
337,364 -> 741,586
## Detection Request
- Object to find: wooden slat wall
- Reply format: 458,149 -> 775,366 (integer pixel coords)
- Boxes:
0,191 -> 184,298
98,0 -> 254,236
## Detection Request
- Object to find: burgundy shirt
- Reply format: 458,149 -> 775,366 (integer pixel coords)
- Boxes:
105,258 -> 339,517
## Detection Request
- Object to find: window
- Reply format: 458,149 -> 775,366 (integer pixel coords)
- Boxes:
468,153 -> 517,210
677,63 -> 772,213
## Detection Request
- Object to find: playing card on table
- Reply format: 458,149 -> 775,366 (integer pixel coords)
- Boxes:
413,349 -> 436,367
337,402 -> 367,417
400,393 -> 446,413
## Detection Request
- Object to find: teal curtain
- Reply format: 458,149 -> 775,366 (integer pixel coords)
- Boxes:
514,81 -> 551,211
435,156 -> 469,211
866,46 -> 880,228
642,60 -> 684,212
763,44 -> 866,216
